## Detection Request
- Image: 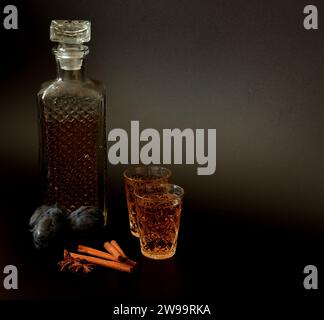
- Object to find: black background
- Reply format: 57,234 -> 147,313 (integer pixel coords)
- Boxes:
0,0 -> 323,311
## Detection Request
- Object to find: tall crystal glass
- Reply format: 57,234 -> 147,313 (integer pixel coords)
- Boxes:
123,166 -> 171,237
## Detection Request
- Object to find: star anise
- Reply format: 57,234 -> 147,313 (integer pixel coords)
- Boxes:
58,250 -> 96,274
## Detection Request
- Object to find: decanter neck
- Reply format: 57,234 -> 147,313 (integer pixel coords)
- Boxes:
53,43 -> 89,81
56,63 -> 85,81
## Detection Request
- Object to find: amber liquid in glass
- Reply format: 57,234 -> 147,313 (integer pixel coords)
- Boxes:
136,193 -> 182,259
125,175 -> 169,237
39,94 -> 106,215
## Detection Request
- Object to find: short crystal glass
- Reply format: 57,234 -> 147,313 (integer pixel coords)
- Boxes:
135,183 -> 184,260
123,166 -> 171,237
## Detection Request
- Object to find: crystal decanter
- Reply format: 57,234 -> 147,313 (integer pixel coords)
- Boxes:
37,20 -> 107,221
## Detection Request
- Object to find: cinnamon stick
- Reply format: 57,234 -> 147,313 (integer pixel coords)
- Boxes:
103,241 -> 126,262
77,245 -> 118,262
110,240 -> 126,257
108,240 -> 137,267
70,251 -> 133,273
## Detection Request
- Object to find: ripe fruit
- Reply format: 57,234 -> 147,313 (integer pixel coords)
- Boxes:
68,206 -> 104,235
29,204 -> 66,249
29,205 -> 104,248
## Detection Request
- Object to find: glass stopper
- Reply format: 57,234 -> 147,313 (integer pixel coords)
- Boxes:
50,20 -> 91,44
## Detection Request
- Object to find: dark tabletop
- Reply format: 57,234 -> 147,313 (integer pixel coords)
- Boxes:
0,168 -> 322,310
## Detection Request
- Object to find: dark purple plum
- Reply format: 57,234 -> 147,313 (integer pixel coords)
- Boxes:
29,204 -> 67,249
68,206 -> 104,235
